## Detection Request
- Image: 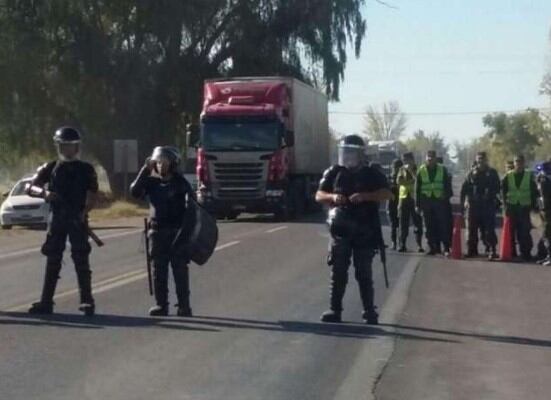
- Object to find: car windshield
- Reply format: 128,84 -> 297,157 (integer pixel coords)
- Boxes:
10,180 -> 30,196
202,121 -> 281,151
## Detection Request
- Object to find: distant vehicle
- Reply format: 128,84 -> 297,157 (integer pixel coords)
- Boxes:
0,178 -> 49,230
368,140 -> 401,177
189,76 -> 330,220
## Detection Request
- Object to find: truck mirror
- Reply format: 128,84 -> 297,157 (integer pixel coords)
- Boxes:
284,130 -> 295,147
186,124 -> 200,148
2,192 -> 9,198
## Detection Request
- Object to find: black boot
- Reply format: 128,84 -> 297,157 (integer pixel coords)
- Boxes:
29,262 -> 61,315
416,235 -> 425,253
149,305 -> 169,316
79,303 -> 95,316
488,247 -> 499,261
362,309 -> 379,325
321,310 -> 342,323
28,302 -> 54,315
75,264 -> 95,315
173,263 -> 192,318
151,259 -> 169,315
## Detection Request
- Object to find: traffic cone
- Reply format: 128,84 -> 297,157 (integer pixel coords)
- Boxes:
499,216 -> 513,262
451,214 -> 463,260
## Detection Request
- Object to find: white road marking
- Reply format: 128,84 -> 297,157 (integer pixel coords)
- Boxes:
4,240 -> 242,312
214,241 -> 240,251
265,226 -> 288,234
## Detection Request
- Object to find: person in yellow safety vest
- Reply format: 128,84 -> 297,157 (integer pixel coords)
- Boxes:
501,154 -> 539,261
415,150 -> 453,256
396,152 -> 424,253
388,159 -> 403,250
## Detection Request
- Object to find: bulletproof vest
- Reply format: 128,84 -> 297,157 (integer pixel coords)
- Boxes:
328,166 -> 378,238
48,161 -> 91,215
148,175 -> 191,229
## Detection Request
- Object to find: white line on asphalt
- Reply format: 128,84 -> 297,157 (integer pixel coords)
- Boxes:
265,226 -> 288,234
5,240 -> 242,312
214,241 -> 240,251
0,229 -> 142,261
332,256 -> 422,400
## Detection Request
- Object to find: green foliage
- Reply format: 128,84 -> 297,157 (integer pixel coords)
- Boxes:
0,0 -> 367,194
482,109 -> 549,169
403,129 -> 450,165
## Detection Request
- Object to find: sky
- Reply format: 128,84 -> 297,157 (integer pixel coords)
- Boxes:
328,0 -> 551,144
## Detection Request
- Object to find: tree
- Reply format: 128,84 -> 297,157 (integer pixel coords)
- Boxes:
0,0 -> 368,195
482,109 -> 546,165
363,101 -> 407,141
403,129 -> 450,164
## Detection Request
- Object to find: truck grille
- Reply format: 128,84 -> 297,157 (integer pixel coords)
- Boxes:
213,162 -> 265,199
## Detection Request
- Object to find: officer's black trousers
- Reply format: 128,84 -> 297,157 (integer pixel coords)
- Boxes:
507,206 -> 533,258
149,228 -> 190,309
39,215 -> 93,305
327,236 -> 376,313
466,203 -> 498,253
387,199 -> 399,245
420,198 -> 451,251
398,197 -> 423,248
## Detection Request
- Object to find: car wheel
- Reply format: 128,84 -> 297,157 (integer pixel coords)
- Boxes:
1,225 -> 13,230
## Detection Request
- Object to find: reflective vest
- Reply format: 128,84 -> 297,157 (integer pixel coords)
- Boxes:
419,164 -> 444,199
506,171 -> 531,206
398,168 -> 415,199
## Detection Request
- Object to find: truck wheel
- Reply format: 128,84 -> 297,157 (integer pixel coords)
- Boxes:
1,224 -> 12,230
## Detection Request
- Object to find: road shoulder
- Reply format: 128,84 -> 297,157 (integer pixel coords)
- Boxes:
375,257 -> 551,400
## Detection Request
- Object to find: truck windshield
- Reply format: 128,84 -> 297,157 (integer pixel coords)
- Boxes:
202,121 -> 281,151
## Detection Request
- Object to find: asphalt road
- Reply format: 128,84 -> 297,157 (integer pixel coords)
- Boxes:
0,213 -> 420,400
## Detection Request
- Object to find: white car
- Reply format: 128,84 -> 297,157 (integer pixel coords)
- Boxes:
1,178 -> 50,230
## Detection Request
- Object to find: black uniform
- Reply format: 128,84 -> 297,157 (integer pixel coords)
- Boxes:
130,167 -> 194,313
319,165 -> 388,321
502,171 -> 538,260
460,166 -> 501,256
31,160 -> 99,309
536,170 -> 551,263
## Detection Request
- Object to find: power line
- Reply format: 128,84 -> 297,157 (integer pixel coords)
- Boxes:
329,107 -> 551,116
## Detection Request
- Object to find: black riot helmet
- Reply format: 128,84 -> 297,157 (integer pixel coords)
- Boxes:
338,135 -> 365,170
150,146 -> 182,177
53,126 -> 82,161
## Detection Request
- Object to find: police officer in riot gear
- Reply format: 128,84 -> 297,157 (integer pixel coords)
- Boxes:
415,150 -> 453,256
130,146 -> 195,316
396,152 -> 424,253
460,152 -> 501,260
27,127 -> 99,316
502,155 -> 539,261
536,161 -> 551,266
388,159 -> 403,250
316,135 -> 393,324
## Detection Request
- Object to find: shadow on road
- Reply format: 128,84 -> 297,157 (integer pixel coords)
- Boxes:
0,312 -> 453,343
0,311 -> 217,332
380,323 -> 551,349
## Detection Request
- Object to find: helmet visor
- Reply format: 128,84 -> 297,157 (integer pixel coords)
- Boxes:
338,145 -> 363,169
57,142 -> 80,161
